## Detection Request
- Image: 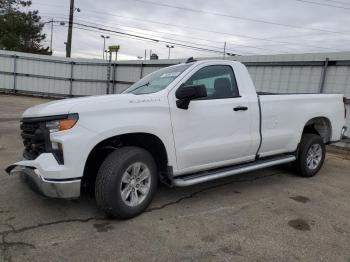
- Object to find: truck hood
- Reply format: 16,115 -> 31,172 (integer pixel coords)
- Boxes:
22,94 -> 138,118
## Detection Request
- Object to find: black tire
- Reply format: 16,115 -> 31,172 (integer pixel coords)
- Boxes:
294,133 -> 326,177
95,146 -> 158,219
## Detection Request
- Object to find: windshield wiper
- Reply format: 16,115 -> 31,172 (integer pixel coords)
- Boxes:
129,82 -> 150,93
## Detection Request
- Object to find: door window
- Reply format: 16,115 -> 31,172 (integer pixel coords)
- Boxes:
184,65 -> 239,99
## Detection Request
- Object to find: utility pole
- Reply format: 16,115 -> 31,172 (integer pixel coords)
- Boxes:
50,18 -> 53,54
66,0 -> 74,57
166,44 -> 174,59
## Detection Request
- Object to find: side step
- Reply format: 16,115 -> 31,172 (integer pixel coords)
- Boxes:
172,154 -> 296,187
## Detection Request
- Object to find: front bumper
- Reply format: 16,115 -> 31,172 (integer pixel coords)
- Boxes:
6,165 -> 81,199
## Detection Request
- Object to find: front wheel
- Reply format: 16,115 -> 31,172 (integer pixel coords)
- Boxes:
95,147 -> 158,219
294,133 -> 326,177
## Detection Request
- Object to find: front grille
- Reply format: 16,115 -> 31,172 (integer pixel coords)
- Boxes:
20,120 -> 50,160
20,114 -> 70,164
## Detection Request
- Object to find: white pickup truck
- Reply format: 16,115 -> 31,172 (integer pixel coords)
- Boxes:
6,60 -> 347,219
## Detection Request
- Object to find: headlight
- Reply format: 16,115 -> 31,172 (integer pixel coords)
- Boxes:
46,114 -> 78,133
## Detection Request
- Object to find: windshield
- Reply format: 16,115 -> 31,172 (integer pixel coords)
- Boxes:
123,63 -> 191,95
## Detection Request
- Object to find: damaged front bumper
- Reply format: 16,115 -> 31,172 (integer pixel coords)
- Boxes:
6,163 -> 81,199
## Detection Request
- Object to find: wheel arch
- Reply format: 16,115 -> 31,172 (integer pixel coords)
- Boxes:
302,116 -> 332,143
82,132 -> 172,191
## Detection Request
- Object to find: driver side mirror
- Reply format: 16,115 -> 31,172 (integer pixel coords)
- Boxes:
175,84 -> 207,109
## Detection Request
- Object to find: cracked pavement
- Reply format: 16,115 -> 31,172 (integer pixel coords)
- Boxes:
1,94 -> 350,261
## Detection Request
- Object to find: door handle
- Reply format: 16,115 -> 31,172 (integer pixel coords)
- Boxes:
233,106 -> 248,111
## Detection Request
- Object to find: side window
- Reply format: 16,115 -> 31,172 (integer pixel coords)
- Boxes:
184,65 -> 239,99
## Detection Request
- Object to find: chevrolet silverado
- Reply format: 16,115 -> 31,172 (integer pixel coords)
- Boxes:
6,60 -> 348,219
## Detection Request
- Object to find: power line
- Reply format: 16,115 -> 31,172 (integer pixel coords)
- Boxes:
269,31 -> 340,40
46,10 -> 346,53
73,21 -> 161,43
74,17 -> 344,55
41,11 -> 350,46
36,3 -> 349,45
295,0 -> 350,10
43,17 -> 252,56
68,19 -> 349,57
326,0 -> 350,6
61,24 -> 159,43
75,26 -> 226,54
60,23 -> 224,57
44,20 -> 164,45
79,10 -> 345,52
35,1 -> 342,34
41,14 -> 283,54
57,21 -> 243,56
131,0 -> 348,34
72,17 -> 276,54
38,8 -> 347,53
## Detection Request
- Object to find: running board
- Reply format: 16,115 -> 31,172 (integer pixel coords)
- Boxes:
172,155 -> 296,187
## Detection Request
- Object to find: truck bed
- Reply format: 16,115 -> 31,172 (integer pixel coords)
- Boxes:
257,93 -> 345,158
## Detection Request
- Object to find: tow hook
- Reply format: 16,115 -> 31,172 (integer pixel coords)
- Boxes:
341,126 -> 348,140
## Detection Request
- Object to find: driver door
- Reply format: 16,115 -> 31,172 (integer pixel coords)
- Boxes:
169,64 -> 256,175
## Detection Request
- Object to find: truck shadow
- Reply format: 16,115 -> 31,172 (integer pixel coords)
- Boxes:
8,164 -> 295,223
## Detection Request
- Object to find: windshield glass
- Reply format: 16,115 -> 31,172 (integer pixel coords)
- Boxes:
123,63 -> 191,95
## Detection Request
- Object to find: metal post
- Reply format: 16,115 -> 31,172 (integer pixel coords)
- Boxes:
13,55 -> 17,93
140,63 -> 144,79
101,35 -> 110,60
106,51 -> 112,94
112,63 -> 116,94
166,45 -> 174,59
102,38 -> 105,60
50,18 -> 53,53
69,61 -> 74,96
319,58 -> 329,93
223,41 -> 226,59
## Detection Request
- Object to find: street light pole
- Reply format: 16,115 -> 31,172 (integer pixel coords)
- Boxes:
50,18 -> 53,54
101,35 -> 110,60
166,44 -> 174,59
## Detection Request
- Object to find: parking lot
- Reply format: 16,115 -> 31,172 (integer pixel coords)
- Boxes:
0,94 -> 350,261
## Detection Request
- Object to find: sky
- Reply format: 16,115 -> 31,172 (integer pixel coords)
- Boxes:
28,0 -> 350,60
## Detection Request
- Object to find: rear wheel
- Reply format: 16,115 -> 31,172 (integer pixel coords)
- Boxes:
294,133 -> 326,177
95,147 -> 157,219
